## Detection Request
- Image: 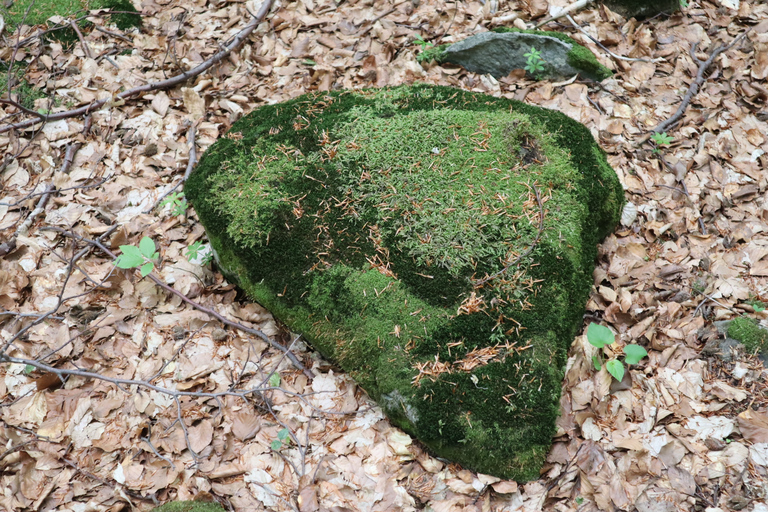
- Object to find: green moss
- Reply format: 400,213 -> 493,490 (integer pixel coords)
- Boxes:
0,61 -> 46,110
417,43 -> 450,63
492,27 -> 613,81
0,0 -> 141,34
150,502 -> 225,512
728,317 -> 768,356
186,84 -> 624,480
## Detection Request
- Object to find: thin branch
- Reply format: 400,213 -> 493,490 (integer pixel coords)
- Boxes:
642,30 -> 751,142
70,20 -> 95,59
565,14 -> 663,63
91,23 -> 133,42
42,226 -> 314,379
145,122 -> 198,213
534,0 -> 594,29
0,0 -> 275,134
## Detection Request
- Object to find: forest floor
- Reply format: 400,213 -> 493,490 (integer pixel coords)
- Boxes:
1,0 -> 768,510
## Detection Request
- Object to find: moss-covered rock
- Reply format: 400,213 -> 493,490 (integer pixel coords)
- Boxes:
419,29 -> 612,82
186,84 -> 624,480
727,317 -> 768,358
150,501 -> 225,512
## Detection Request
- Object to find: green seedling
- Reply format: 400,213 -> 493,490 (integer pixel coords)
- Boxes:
650,132 -> 674,153
115,236 -> 159,277
587,322 -> 647,382
268,372 -> 281,387
524,46 -> 546,77
746,295 -> 766,313
413,35 -> 433,49
185,241 -> 213,266
271,428 -> 291,451
160,192 -> 188,217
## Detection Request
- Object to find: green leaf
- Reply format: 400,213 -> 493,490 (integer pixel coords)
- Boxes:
651,132 -> 674,146
186,241 -> 203,260
586,323 -> 614,349
592,355 -> 601,370
278,428 -> 290,441
115,245 -> 144,268
605,359 -> 625,382
24,364 -> 35,374
755,304 -> 766,312
139,237 -> 156,258
140,261 -> 154,277
623,344 -> 648,365
269,373 -> 281,387
270,439 -> 282,451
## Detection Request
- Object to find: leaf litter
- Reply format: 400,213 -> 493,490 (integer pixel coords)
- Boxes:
1,0 -> 768,510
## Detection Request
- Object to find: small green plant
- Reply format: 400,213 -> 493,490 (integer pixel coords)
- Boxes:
413,35 -> 433,50
746,295 -> 766,313
586,323 -> 648,382
185,241 -> 213,266
271,428 -> 291,451
679,0 -> 689,8
575,496 -> 585,506
268,372 -> 281,387
523,46 -> 546,77
115,236 -> 159,277
650,132 -> 674,153
160,192 -> 188,216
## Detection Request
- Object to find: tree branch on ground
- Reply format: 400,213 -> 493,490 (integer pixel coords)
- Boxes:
0,0 -> 275,134
641,30 -> 751,143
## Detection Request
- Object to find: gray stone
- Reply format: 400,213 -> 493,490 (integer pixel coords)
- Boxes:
438,30 -> 612,81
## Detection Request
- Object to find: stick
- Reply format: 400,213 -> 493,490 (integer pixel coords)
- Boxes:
42,227 -> 315,380
0,0 -> 274,134
144,123 -> 198,213
640,30 -> 750,143
534,0 -> 594,29
70,20 -> 95,60
565,14 -> 664,63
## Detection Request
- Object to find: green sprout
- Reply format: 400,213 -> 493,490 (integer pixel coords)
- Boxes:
115,236 -> 159,277
650,132 -> 674,153
586,323 -> 647,382
746,295 -> 766,313
271,428 -> 291,451
523,46 -> 546,77
185,241 -> 213,266
160,192 -> 188,217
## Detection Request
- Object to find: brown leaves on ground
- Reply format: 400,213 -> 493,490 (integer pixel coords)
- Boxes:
1,0 -> 768,510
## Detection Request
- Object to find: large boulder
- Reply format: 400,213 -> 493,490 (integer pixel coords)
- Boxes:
186,84 -> 624,481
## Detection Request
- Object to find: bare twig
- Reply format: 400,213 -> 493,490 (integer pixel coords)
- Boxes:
41,226 -> 315,379
565,14 -> 664,63
534,0 -> 594,28
642,30 -> 751,143
145,122 -> 198,213
91,23 -> 133,42
0,0 -> 275,134
70,20 -> 95,59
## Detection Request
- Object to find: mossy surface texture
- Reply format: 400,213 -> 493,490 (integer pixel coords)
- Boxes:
491,27 -> 613,81
727,317 -> 768,357
1,0 -> 140,32
186,84 -> 624,480
150,501 -> 225,512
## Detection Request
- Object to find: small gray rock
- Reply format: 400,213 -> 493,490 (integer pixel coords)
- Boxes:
438,30 -> 612,81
